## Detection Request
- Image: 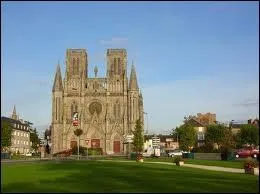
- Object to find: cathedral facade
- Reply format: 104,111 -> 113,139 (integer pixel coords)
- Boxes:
51,48 -> 144,154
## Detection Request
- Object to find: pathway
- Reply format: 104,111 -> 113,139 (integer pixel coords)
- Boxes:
98,160 -> 259,176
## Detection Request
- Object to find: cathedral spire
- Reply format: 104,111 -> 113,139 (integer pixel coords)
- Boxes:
129,61 -> 139,91
52,63 -> 63,92
11,104 -> 18,120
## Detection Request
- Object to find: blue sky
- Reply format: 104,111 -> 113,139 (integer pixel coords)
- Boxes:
1,2 -> 259,135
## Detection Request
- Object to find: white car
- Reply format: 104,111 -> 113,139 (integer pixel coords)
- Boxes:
25,153 -> 32,156
168,149 -> 183,157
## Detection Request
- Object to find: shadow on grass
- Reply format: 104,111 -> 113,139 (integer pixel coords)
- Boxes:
1,161 -> 259,193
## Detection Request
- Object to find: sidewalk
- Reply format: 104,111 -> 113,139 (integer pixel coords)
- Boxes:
99,160 -> 259,176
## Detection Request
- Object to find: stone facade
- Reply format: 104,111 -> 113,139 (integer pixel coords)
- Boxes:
51,48 -> 144,154
1,105 -> 31,154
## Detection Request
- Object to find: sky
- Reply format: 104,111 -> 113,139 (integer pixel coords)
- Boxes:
1,1 -> 259,135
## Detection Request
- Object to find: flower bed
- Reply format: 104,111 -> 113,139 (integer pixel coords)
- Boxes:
244,157 -> 258,175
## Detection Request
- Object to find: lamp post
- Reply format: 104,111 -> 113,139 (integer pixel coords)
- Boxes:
143,111 -> 148,135
85,140 -> 89,159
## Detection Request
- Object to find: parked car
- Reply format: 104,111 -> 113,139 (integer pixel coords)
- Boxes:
142,152 -> 151,157
25,153 -> 32,157
234,148 -> 259,158
168,149 -> 183,157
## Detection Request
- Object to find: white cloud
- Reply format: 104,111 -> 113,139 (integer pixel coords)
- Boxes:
99,37 -> 128,46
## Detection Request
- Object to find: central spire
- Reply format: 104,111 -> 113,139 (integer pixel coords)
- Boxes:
129,60 -> 139,90
11,104 -> 18,120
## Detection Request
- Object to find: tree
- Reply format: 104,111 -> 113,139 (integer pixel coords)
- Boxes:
171,127 -> 179,142
183,115 -> 196,124
30,128 -> 41,153
132,119 -> 144,153
221,128 -> 236,151
237,124 -> 259,147
1,121 -> 12,152
176,123 -> 196,151
205,124 -> 226,149
74,128 -> 83,137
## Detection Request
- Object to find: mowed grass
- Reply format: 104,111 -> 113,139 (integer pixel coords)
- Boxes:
1,161 -> 259,193
142,157 -> 246,169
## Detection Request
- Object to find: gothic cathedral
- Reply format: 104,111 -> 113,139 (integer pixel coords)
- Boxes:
51,49 -> 144,154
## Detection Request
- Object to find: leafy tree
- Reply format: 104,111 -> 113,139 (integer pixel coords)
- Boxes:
30,128 -> 41,153
237,124 -> 259,147
221,128 -> 236,151
183,115 -> 196,124
74,128 -> 83,137
1,121 -> 12,151
205,124 -> 226,148
171,127 -> 179,142
176,123 -> 196,151
132,119 -> 144,153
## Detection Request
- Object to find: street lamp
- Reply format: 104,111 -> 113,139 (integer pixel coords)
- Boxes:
85,140 -> 89,159
143,111 -> 148,135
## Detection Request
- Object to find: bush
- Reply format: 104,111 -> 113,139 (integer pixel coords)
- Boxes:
87,148 -> 103,155
71,146 -> 85,155
53,149 -> 72,157
173,156 -> 183,163
244,157 -> 258,169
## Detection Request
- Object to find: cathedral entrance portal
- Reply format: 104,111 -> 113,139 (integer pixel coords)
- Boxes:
113,141 -> 120,153
91,139 -> 100,148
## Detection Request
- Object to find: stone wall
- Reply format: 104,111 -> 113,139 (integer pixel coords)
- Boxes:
194,153 -> 221,160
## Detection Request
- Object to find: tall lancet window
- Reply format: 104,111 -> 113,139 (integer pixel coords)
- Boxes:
76,58 -> 79,75
118,58 -> 121,75
114,58 -> 117,75
71,102 -> 78,119
72,58 -> 76,75
114,101 -> 120,119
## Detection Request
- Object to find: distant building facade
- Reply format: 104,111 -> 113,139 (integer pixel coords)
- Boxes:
1,105 -> 31,154
196,112 -> 216,126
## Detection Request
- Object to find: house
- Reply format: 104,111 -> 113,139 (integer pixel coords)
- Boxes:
196,112 -> 216,126
143,134 -> 179,151
185,117 -> 207,147
1,105 -> 31,155
230,119 -> 259,134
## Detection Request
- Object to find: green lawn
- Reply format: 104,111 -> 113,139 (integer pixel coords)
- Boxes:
1,161 -> 258,193
142,157 -> 246,169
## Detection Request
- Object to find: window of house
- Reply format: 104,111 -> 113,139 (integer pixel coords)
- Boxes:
14,131 -> 16,135
198,133 -> 205,140
26,141 -> 28,145
17,132 -> 20,136
198,127 -> 203,132
14,140 -> 16,144
27,134 -> 29,138
17,140 -> 20,144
